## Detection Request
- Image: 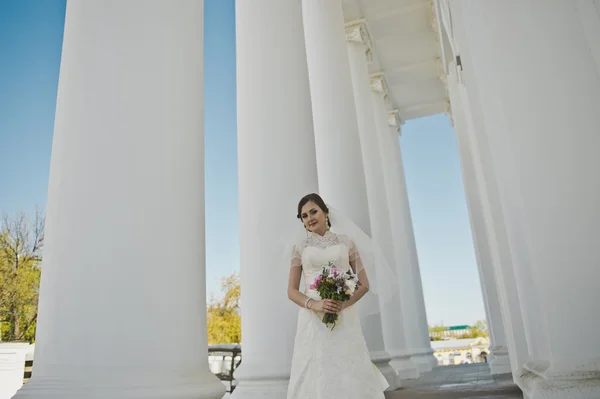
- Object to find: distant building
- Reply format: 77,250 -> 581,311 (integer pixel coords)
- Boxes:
429,325 -> 473,339
431,338 -> 489,366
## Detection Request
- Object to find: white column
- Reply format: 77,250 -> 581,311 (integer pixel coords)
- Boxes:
451,2 -> 600,398
346,22 -> 418,385
370,79 -> 437,372
450,3 -> 548,374
233,1 -> 319,398
13,2 -> 224,398
446,63 -> 511,375
446,58 -> 530,379
302,0 -> 371,234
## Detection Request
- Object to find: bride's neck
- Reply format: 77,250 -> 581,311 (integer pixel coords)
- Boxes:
311,228 -> 329,236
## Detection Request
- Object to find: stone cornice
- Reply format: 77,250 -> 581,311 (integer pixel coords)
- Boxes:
438,57 -> 447,85
429,0 -> 440,40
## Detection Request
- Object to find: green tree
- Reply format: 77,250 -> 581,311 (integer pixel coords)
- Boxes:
459,320 -> 489,339
428,324 -> 446,341
207,272 -> 241,344
0,210 -> 44,342
474,319 -> 488,333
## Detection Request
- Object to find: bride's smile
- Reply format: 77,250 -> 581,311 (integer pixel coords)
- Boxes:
300,202 -> 329,236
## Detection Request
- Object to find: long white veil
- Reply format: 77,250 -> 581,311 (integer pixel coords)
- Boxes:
327,206 -> 398,317
283,204 -> 399,317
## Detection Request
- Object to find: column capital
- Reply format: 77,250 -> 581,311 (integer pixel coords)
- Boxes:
388,109 -> 403,132
345,20 -> 371,47
369,72 -> 388,94
345,20 -> 373,63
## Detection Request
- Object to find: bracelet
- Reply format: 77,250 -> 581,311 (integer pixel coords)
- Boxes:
304,298 -> 313,309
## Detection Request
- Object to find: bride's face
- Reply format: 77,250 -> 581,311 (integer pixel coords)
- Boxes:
300,201 -> 327,235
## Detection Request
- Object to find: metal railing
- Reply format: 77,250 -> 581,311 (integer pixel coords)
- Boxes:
208,344 -> 242,393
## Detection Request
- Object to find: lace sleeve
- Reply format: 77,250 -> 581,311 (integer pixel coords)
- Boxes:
290,241 -> 304,268
348,239 -> 370,290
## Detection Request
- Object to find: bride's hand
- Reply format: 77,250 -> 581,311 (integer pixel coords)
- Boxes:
311,299 -> 342,313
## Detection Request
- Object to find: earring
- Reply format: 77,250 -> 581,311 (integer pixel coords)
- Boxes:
326,215 -> 330,228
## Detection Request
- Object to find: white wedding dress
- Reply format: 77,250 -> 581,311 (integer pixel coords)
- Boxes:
287,230 -> 389,399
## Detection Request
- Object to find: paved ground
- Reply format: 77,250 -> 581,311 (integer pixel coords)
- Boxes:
386,364 -> 523,398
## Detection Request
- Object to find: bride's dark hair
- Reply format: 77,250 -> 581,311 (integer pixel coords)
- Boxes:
297,193 -> 331,227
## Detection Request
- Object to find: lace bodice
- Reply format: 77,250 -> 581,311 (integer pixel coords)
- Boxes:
291,231 -> 359,295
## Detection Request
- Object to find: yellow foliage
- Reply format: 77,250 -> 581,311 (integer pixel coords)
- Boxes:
207,272 -> 241,344
0,211 -> 44,342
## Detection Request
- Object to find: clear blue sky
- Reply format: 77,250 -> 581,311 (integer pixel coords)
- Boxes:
0,0 -> 484,326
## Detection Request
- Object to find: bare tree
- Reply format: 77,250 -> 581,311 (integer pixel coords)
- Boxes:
0,208 -> 44,341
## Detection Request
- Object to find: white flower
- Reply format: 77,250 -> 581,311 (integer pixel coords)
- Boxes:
345,279 -> 357,293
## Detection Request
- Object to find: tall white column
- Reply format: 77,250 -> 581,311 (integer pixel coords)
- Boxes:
14,2 -> 224,398
233,1 -> 319,398
302,0 -> 371,234
446,58 -> 530,379
346,22 -> 419,385
370,79 -> 437,372
446,63 -> 512,375
450,3 -> 548,373
451,2 -> 600,398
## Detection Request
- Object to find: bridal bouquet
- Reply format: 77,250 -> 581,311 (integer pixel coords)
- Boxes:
309,262 -> 359,330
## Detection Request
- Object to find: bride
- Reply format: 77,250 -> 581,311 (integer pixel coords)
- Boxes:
286,193 -> 390,398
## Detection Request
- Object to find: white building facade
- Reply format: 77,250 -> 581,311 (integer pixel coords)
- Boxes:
10,1 -> 600,399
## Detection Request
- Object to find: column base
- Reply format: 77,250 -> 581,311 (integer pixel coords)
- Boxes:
370,351 -> 399,390
230,379 -> 289,399
13,370 -> 225,399
230,362 -> 290,399
0,343 -> 30,399
520,365 -> 600,399
387,349 -> 420,381
489,345 -> 512,375
410,348 -> 438,373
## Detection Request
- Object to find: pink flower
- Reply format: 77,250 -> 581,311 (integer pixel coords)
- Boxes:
310,274 -> 323,290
